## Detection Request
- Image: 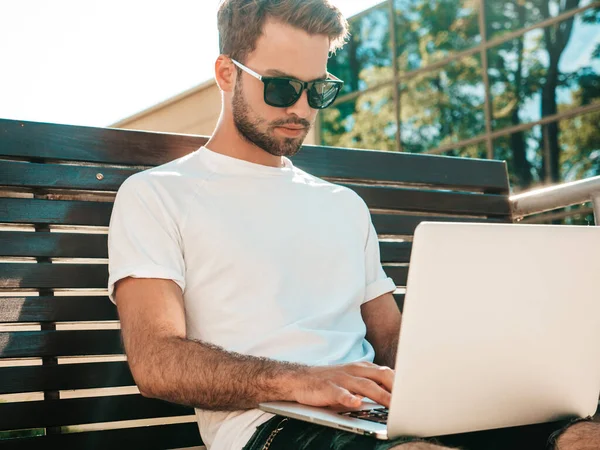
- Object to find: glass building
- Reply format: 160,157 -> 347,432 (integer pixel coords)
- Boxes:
319,0 -> 600,210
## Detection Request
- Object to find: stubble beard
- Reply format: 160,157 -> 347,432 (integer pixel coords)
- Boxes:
232,78 -> 311,158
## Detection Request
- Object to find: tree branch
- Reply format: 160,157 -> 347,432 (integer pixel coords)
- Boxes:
540,1 -> 555,50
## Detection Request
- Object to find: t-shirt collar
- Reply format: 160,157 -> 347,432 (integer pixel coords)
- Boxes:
199,146 -> 294,177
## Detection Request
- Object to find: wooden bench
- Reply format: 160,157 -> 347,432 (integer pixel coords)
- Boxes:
0,117 -> 593,449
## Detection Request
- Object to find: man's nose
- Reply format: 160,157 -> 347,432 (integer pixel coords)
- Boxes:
285,90 -> 312,119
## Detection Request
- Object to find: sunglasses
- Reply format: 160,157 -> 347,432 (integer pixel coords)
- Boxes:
231,59 -> 344,109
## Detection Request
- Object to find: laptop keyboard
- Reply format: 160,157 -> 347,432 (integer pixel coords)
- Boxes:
339,407 -> 388,424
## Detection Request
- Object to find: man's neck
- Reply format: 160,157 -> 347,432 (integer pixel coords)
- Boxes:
205,120 -> 284,168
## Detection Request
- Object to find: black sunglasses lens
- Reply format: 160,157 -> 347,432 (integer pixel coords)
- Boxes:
308,82 -> 341,109
264,79 -> 303,107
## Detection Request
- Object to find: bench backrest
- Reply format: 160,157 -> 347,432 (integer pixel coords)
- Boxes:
0,118 -> 511,448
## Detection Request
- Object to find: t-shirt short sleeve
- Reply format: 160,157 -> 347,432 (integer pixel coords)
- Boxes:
107,175 -> 186,304
363,218 -> 397,305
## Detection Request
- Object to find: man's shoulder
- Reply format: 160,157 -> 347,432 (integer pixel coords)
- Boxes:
121,150 -> 208,190
116,150 -> 208,209
139,150 -> 208,181
292,166 -> 369,212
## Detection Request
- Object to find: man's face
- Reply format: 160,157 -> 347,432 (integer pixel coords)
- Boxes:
232,19 -> 331,158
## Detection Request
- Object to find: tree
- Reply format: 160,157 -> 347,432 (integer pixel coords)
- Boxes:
485,1 -> 535,187
558,88 -> 600,181
539,0 -> 581,183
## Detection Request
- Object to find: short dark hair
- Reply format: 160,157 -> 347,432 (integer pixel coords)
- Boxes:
217,0 -> 349,63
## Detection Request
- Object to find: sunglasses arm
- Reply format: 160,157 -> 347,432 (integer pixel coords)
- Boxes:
231,59 -> 263,81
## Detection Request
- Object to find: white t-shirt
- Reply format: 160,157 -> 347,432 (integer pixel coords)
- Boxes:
107,146 -> 396,450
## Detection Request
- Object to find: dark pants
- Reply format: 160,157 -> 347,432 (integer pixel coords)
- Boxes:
242,415 -> 593,450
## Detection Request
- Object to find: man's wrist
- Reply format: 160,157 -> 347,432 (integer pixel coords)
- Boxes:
273,364 -> 309,402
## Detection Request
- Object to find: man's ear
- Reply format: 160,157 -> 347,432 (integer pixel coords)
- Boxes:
215,55 -> 237,93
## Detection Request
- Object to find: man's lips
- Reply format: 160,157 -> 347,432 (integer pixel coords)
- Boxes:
278,125 -> 306,130
275,126 -> 307,138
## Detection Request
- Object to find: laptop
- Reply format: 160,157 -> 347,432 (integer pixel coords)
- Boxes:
259,221 -> 600,440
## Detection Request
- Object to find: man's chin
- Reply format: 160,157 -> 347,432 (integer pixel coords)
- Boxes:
263,144 -> 301,158
281,139 -> 305,156
266,133 -> 305,156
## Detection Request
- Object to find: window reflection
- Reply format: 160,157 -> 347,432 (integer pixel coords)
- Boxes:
321,86 -> 397,151
394,0 -> 481,73
488,10 -> 600,131
320,0 -> 599,193
400,55 -> 486,153
493,109 -> 600,190
484,0 -> 588,41
328,3 -> 392,95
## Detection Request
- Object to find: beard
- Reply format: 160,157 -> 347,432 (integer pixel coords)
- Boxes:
232,77 -> 311,158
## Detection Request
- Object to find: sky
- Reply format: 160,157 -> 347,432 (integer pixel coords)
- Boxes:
0,0 -> 382,128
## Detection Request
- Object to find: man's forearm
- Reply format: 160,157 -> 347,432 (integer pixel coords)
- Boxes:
362,292 -> 402,369
131,336 -> 306,411
373,332 -> 398,369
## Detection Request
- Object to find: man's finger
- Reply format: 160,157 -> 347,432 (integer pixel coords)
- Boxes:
343,376 -> 391,408
347,364 -> 395,393
334,386 -> 363,408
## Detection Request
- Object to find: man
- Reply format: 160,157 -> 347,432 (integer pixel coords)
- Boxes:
107,1 -> 599,449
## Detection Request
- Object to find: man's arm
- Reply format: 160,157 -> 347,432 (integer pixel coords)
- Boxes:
361,292 -> 402,369
115,277 -> 395,411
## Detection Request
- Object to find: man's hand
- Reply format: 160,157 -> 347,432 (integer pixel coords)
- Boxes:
291,361 -> 394,409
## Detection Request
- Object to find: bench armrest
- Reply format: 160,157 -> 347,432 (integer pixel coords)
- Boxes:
510,175 -> 600,223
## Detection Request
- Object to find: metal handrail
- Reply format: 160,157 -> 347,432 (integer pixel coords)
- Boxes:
510,175 -> 600,223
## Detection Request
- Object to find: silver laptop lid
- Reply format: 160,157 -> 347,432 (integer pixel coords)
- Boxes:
387,222 -> 600,438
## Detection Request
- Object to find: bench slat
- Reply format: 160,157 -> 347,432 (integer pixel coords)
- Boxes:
381,242 -> 411,263
0,292 -> 405,324
0,198 -> 112,226
1,197 -> 509,232
295,148 -> 510,193
0,118 -> 201,167
0,232 -> 108,258
0,160 -> 139,191
0,263 -> 405,290
385,266 -> 408,286
0,296 -> 116,323
0,361 -> 133,394
0,422 -> 202,450
1,118 -> 510,192
0,394 -> 194,431
344,184 -> 511,217
372,214 -> 510,235
0,330 -> 123,359
395,293 -> 405,311
0,232 -> 410,262
0,263 -> 108,289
